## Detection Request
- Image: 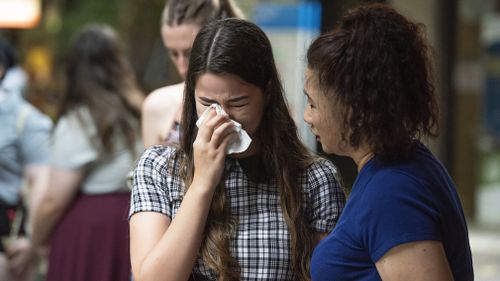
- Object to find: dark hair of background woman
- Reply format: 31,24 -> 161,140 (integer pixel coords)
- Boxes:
180,18 -> 315,281
59,24 -> 143,155
162,0 -> 243,27
307,3 -> 439,161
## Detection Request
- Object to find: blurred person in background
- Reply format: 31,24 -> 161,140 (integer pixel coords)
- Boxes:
142,0 -> 243,147
0,42 -> 52,281
31,24 -> 144,281
129,18 -> 345,281
0,38 -> 28,99
303,3 -> 474,281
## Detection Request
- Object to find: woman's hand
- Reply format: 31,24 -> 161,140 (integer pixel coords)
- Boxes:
5,237 -> 35,276
192,108 -> 236,191
129,109 -> 237,281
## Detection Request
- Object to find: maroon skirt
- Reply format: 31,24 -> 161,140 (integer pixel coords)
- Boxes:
46,193 -> 131,281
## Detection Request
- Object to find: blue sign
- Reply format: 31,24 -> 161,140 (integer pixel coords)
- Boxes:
253,1 -> 321,30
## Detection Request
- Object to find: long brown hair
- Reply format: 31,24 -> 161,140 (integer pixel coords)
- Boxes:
59,24 -> 143,154
180,18 -> 316,280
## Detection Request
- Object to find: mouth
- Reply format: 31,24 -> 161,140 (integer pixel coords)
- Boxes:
311,132 -> 320,142
310,129 -> 320,141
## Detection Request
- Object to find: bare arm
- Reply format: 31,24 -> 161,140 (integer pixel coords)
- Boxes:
31,167 -> 85,246
131,110 -> 237,281
142,84 -> 183,148
24,165 -> 50,225
130,187 -> 215,281
375,240 -> 454,281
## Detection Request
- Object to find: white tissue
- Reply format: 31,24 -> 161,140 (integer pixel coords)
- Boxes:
196,104 -> 252,154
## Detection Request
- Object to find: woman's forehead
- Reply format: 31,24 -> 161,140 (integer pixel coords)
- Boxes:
161,23 -> 200,50
304,68 -> 320,90
195,73 -> 260,98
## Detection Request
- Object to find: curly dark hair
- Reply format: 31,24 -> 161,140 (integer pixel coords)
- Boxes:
307,3 -> 439,161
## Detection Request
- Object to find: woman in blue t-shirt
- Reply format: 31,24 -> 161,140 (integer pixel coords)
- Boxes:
303,3 -> 473,281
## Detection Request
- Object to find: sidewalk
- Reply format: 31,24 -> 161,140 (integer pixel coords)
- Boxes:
469,225 -> 500,281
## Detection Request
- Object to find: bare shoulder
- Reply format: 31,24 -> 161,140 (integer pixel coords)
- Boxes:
142,82 -> 184,115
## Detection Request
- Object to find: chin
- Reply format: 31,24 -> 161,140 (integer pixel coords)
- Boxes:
320,143 -> 335,155
229,150 -> 251,158
229,151 -> 244,157
229,141 -> 256,158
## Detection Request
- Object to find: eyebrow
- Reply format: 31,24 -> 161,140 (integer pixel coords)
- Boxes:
198,96 -> 250,104
303,90 -> 312,100
198,97 -> 218,105
228,96 -> 249,103
168,47 -> 190,52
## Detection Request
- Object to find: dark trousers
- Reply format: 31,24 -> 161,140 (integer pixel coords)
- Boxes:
0,199 -> 23,252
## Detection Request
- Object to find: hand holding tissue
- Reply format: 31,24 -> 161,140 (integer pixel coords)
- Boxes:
196,104 -> 252,154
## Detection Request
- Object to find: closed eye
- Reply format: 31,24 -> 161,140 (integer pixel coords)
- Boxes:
306,98 -> 315,109
169,50 -> 178,58
231,103 -> 249,108
228,96 -> 249,108
304,90 -> 315,108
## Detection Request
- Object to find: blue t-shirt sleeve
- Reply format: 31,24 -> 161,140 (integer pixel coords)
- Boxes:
358,169 -> 442,262
19,108 -> 53,165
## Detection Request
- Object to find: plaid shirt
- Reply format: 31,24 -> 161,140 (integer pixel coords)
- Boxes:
130,145 -> 345,280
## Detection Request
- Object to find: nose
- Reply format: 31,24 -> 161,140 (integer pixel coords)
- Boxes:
219,104 -> 235,120
176,56 -> 189,79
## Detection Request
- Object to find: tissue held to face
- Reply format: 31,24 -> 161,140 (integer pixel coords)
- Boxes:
195,73 -> 266,140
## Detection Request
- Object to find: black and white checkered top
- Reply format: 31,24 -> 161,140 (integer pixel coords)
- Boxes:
130,145 -> 345,280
